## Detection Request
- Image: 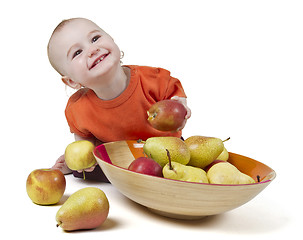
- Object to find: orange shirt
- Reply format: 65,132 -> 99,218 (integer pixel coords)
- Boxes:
65,65 -> 187,142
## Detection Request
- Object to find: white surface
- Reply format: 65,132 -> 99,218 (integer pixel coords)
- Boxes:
1,0 -> 302,239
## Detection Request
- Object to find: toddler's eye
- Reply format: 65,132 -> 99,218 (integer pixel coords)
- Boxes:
73,49 -> 82,58
92,35 -> 101,43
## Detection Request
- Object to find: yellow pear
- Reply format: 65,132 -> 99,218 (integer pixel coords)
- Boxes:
56,187 -> 109,231
163,162 -> 209,183
163,150 -> 208,183
143,137 -> 190,167
185,136 -> 225,168
217,147 -> 229,161
207,162 -> 255,184
65,140 -> 96,172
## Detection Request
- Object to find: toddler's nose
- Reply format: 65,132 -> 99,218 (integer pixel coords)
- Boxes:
88,47 -> 100,57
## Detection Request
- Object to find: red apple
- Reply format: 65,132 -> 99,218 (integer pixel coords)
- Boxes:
204,160 -> 225,172
26,169 -> 66,205
147,99 -> 187,131
128,157 -> 163,177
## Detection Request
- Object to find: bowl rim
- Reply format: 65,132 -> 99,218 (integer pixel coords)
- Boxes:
93,142 -> 276,187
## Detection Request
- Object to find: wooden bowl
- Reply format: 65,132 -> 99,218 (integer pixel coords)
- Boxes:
93,140 -> 276,219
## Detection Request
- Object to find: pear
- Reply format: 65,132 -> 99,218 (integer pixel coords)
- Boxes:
207,162 -> 255,184
217,147 -> 229,161
56,187 -> 109,231
163,150 -> 208,183
184,136 -> 226,168
65,140 -> 96,179
143,137 -> 190,167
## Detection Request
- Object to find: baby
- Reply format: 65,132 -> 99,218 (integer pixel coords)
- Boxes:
48,18 -> 191,178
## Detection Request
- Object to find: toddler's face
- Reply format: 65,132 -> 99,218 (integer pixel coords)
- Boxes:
49,19 -> 121,89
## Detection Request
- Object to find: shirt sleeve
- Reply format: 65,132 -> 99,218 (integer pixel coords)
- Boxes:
164,75 -> 187,99
65,90 -> 94,138
156,67 -> 187,100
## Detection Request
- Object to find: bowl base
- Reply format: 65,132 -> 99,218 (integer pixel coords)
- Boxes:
147,208 -> 208,220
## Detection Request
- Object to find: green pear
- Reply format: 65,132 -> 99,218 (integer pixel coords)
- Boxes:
56,187 -> 109,231
207,162 -> 255,184
143,137 -> 190,167
217,147 -> 229,161
184,136 -> 225,168
65,140 -> 96,179
163,150 -> 208,183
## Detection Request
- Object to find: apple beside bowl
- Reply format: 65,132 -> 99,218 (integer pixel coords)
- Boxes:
93,140 -> 275,219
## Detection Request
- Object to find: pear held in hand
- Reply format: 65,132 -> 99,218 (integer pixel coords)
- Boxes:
56,187 -> 109,231
147,99 -> 187,131
185,136 -> 227,169
65,140 -> 96,179
207,162 -> 255,184
143,137 -> 190,167
163,150 -> 208,183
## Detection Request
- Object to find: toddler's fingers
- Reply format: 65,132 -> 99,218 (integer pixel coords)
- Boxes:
170,96 -> 180,100
185,107 -> 192,119
84,165 -> 96,172
77,163 -> 98,173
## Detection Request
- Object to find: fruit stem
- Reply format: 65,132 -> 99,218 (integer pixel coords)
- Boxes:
83,170 -> 86,180
223,137 -> 230,142
137,139 -> 146,144
147,111 -> 157,121
166,149 -> 173,170
257,175 -> 261,183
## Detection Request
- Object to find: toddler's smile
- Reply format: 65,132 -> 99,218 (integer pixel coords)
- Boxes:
90,53 -> 110,70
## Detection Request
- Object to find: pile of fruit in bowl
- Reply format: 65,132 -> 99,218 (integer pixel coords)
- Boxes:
139,136 -> 257,184
94,136 -> 276,219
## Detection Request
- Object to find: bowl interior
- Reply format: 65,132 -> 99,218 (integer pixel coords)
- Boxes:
94,140 -> 276,219
94,140 -> 275,183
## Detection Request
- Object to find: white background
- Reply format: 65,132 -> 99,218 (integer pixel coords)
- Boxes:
1,0 -> 302,239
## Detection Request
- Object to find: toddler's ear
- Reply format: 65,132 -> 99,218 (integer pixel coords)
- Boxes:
61,76 -> 82,90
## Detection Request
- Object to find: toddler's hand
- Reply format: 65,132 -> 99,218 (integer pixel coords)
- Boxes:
52,154 -> 73,175
171,96 -> 192,119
